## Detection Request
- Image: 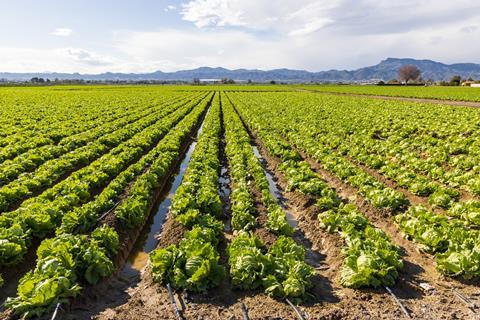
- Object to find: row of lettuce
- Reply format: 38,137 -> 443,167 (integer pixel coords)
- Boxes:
150,93 -> 315,302
150,93 -> 226,292
1,94 -> 212,318
229,91 -> 479,279
228,93 -> 403,288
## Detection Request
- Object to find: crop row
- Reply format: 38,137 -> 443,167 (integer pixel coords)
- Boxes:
227,93 -> 403,288
222,94 -> 315,299
150,93 -> 225,292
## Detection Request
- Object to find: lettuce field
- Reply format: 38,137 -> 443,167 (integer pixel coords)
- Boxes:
0,85 -> 479,319
299,84 -> 480,102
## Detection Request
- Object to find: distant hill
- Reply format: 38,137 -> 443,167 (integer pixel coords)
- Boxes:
1,58 -> 480,82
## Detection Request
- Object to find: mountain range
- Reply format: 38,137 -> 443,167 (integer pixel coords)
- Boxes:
1,58 -> 480,82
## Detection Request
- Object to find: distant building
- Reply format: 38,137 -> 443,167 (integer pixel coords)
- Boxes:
462,81 -> 475,86
471,83 -> 480,88
199,79 -> 221,83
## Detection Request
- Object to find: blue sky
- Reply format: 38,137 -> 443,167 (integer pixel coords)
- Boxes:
0,0 -> 479,73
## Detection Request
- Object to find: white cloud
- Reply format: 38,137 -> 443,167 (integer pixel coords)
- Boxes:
0,47 -> 115,73
288,18 -> 333,37
182,0 -> 245,28
181,0 -> 480,37
285,1 -> 338,36
51,28 -> 73,37
65,48 -> 112,66
164,5 -> 177,12
180,0 -> 343,34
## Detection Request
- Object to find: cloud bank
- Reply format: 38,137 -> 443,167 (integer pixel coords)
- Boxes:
1,1 -> 479,73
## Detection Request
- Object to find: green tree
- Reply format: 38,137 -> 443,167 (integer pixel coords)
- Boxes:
449,75 -> 461,86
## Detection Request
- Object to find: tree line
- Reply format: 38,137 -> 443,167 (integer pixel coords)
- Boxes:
377,65 -> 478,86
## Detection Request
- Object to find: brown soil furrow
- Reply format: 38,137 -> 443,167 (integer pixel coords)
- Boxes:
248,179 -> 278,246
0,239 -> 41,305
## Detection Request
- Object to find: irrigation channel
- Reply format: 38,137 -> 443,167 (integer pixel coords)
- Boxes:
252,145 -> 297,229
124,118 -> 203,275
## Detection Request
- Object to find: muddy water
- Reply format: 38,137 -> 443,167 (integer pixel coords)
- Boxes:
219,167 -> 231,200
219,159 -> 232,232
252,145 -> 298,228
124,141 -> 197,273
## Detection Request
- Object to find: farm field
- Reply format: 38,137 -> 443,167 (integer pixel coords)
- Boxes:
0,85 -> 479,320
299,84 -> 480,102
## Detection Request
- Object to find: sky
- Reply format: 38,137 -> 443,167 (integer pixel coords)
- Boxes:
0,0 -> 479,73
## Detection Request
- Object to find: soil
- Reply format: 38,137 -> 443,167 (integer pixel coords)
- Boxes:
0,238 -> 41,311
249,180 -> 278,247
